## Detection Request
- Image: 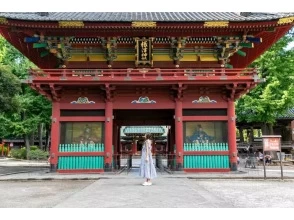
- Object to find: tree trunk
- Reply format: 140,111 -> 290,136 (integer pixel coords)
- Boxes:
268,123 -> 274,135
29,132 -> 34,146
38,123 -> 43,149
240,127 -> 244,142
21,110 -> 30,159
261,123 -> 268,135
24,134 -> 30,159
45,124 -> 51,151
250,127 -> 254,143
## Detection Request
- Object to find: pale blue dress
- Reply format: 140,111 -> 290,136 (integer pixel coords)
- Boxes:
139,139 -> 157,179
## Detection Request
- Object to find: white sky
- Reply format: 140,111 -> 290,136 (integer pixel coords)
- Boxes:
0,0 -> 293,12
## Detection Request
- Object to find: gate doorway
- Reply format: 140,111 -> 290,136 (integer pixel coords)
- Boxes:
112,109 -> 175,174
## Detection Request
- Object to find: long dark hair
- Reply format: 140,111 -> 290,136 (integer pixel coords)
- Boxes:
145,133 -> 153,140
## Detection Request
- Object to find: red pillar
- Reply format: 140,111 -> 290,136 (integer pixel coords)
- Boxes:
175,99 -> 183,170
104,101 -> 113,171
113,123 -> 118,155
113,123 -> 119,169
228,100 -> 238,171
132,140 -> 137,155
50,101 -> 60,172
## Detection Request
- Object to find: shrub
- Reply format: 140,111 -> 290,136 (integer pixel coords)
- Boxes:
19,148 -> 27,159
10,148 -> 27,159
30,146 -> 39,151
27,149 -> 49,160
0,146 -> 8,156
10,149 -> 22,159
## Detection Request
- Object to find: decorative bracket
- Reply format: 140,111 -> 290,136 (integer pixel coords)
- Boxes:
172,83 -> 188,101
101,84 -> 116,102
101,37 -> 117,67
170,37 -> 187,66
25,35 -> 73,63
216,34 -> 261,68
225,83 -> 237,100
49,83 -> 59,101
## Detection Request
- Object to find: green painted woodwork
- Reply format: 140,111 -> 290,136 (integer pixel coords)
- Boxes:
59,143 -> 105,152
236,50 -> 246,57
33,43 -> 47,48
40,51 -> 49,57
183,155 -> 230,169
58,156 -> 104,170
183,143 -> 228,151
239,42 -> 254,48
225,63 -> 233,68
123,126 -> 165,135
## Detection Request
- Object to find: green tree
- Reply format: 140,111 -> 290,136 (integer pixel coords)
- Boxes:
0,36 -> 52,158
0,65 -> 21,113
236,34 -> 294,134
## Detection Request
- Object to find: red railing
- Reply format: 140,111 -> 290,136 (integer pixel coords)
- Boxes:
28,68 -> 259,81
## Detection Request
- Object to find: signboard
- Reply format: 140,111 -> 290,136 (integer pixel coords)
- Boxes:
262,136 -> 281,151
135,38 -> 153,67
262,135 -> 283,180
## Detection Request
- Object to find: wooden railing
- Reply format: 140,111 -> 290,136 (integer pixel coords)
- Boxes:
237,141 -> 294,150
28,68 -> 259,81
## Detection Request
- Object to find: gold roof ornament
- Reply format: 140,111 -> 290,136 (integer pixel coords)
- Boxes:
277,16 -> 294,24
204,21 -> 229,28
0,17 -> 8,24
132,21 -> 156,28
59,21 -> 84,28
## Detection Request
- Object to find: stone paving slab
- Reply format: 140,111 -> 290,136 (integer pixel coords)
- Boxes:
1,177 -> 293,208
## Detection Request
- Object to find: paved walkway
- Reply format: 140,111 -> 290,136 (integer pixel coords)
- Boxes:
1,157 -> 294,180
1,158 -> 294,208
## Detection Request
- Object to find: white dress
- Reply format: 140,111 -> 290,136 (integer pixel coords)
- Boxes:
139,139 -> 157,179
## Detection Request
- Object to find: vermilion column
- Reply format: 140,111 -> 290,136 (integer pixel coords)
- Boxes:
132,140 -> 137,155
228,100 -> 237,171
50,101 -> 60,172
175,99 -> 183,170
104,101 -> 113,171
113,123 -> 119,169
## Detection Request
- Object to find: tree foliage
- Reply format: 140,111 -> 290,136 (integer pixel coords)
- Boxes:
0,65 -> 21,113
236,33 -> 294,133
0,36 -> 52,154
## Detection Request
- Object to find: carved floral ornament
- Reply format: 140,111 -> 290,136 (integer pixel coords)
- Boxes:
131,96 -> 156,104
71,97 -> 95,104
0,17 -> 8,24
192,96 -> 217,103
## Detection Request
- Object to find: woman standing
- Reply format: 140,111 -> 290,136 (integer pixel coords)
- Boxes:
139,133 -> 157,186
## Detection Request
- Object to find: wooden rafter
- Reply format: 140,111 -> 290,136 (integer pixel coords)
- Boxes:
30,84 -> 52,101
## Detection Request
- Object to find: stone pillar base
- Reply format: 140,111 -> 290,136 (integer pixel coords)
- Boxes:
176,163 -> 183,171
50,164 -> 57,172
230,162 -> 238,171
104,163 -> 112,172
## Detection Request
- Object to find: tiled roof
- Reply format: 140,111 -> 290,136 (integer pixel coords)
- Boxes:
123,126 -> 165,135
0,12 -> 293,22
278,108 -> 294,119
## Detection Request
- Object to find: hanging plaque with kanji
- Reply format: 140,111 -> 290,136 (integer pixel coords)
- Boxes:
135,38 -> 153,67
